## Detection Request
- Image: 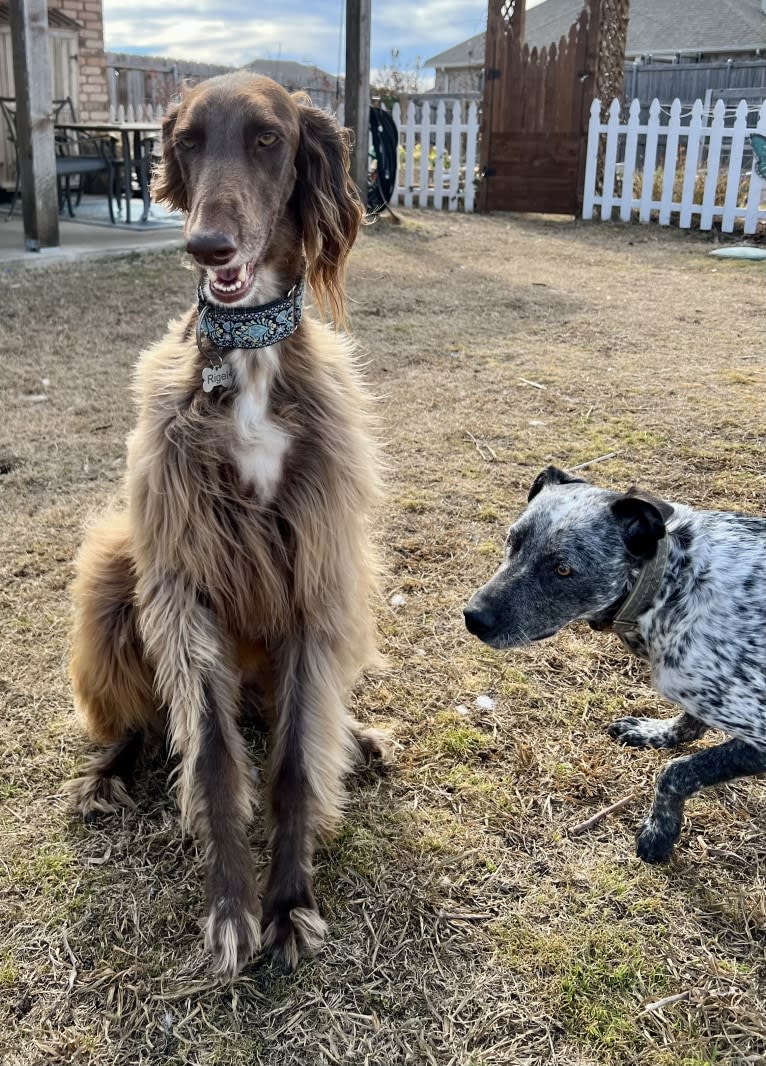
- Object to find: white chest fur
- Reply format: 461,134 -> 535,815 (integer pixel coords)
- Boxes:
229,348 -> 291,503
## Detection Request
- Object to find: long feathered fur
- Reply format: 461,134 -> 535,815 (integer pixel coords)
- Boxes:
67,72 -> 389,978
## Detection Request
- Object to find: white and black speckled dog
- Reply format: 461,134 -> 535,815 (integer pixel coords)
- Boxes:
464,466 -> 766,863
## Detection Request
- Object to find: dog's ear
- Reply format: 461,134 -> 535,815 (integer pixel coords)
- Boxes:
527,466 -> 586,502
151,102 -> 188,212
293,98 -> 365,327
623,485 -> 675,521
610,493 -> 669,559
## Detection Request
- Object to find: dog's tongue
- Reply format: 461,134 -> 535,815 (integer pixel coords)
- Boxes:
215,267 -> 241,283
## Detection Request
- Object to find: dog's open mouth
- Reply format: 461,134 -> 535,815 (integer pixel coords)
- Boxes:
206,261 -> 256,304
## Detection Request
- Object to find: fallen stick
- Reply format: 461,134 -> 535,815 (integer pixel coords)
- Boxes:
569,450 -> 622,471
465,431 -> 498,462
568,793 -> 638,836
518,377 -> 546,390
641,989 -> 693,1014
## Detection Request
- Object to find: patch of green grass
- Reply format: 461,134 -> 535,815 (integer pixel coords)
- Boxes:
7,840 -> 87,919
429,712 -> 488,760
326,820 -> 383,881
478,503 -> 500,523
563,416 -> 667,464
566,684 -> 636,726
477,539 -> 500,557
0,956 -> 18,986
491,919 -> 669,1054
438,764 -> 500,796
398,495 -> 429,514
558,929 -> 667,1049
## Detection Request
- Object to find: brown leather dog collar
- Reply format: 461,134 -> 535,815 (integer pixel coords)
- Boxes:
611,531 -> 671,636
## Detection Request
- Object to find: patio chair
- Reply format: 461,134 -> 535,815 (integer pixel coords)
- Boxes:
1,97 -> 119,223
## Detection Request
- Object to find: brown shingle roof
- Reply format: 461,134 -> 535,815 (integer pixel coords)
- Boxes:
425,0 -> 766,67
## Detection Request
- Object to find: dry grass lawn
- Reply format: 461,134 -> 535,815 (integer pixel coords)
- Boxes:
1,210 -> 764,1066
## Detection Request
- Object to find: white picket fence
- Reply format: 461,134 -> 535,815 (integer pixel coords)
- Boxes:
583,97 -> 766,233
390,99 -> 480,212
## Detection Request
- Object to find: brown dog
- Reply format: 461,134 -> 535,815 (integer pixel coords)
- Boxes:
68,72 -> 389,977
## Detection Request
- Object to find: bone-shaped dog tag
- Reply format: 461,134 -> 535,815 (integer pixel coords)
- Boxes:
202,362 -> 233,393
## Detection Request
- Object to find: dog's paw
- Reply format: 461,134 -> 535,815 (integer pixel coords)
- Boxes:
635,813 -> 681,864
203,899 -> 262,980
262,904 -> 327,971
352,725 -> 395,770
63,772 -> 136,818
608,716 -> 672,749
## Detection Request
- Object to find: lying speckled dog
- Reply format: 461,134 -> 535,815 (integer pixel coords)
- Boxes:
464,465 -> 766,863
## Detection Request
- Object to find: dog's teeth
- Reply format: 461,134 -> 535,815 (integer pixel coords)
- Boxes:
209,267 -> 250,295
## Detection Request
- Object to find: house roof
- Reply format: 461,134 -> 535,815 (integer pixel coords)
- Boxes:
242,58 -> 338,92
0,2 -> 80,31
425,0 -> 766,67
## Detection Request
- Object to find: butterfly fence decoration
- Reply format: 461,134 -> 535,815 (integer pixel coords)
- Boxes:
751,133 -> 766,180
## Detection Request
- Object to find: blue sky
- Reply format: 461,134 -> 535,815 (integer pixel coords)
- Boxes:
102,0 -> 496,81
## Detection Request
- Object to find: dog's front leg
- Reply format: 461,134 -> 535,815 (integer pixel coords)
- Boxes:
636,738 -> 766,863
138,575 -> 261,977
608,711 -> 708,750
262,635 -> 356,970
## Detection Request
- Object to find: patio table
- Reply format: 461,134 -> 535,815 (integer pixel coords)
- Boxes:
54,120 -> 163,224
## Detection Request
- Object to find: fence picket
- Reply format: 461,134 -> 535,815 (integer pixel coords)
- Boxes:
448,102 -> 461,211
700,98 -> 726,230
679,100 -> 703,228
722,100 -> 747,232
582,98 -> 601,220
404,101 -> 415,209
433,101 -> 446,211
744,100 -> 766,234
391,103 -> 401,207
619,98 -> 641,221
464,101 -> 478,211
600,98 -> 622,220
419,101 -> 431,208
638,99 -> 661,222
659,99 -> 681,225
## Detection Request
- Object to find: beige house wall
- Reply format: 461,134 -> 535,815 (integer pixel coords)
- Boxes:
434,67 -> 483,94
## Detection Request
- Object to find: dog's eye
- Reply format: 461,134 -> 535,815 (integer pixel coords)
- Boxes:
176,137 -> 197,151
555,562 -> 572,577
257,132 -> 279,147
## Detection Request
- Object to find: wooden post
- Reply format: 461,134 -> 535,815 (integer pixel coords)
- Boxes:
345,0 -> 371,207
9,0 -> 59,250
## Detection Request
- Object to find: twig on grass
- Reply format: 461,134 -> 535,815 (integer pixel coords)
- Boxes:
465,431 -> 498,462
569,450 -> 622,471
518,377 -> 546,390
437,910 -> 494,922
568,792 -> 638,836
641,989 -> 693,1014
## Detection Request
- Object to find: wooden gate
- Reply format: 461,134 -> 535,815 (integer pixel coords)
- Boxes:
478,0 -> 629,214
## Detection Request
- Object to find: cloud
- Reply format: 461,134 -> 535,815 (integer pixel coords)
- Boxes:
102,0 -> 495,75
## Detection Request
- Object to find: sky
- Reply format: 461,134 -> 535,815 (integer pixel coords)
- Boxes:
101,0 -> 508,82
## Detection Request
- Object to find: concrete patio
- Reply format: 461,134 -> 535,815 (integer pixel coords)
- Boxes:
0,194 -> 184,269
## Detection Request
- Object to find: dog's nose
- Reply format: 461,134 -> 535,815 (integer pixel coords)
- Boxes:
186,231 -> 237,266
463,603 -> 496,639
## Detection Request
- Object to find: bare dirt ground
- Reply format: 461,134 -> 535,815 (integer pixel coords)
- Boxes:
1,210 -> 764,1066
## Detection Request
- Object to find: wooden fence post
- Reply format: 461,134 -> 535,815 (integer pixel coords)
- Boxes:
8,0 -> 59,250
345,0 -> 371,207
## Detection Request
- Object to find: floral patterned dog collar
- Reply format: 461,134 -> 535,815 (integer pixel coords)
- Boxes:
196,279 -> 304,351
